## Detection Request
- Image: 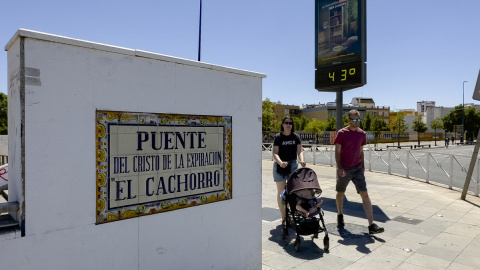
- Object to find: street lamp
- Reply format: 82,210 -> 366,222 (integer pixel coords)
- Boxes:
198,0 -> 203,61
462,80 -> 468,142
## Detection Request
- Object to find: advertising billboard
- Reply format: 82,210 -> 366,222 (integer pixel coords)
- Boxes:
316,0 -> 365,68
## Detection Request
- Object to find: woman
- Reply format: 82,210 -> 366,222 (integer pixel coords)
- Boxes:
272,116 -> 306,224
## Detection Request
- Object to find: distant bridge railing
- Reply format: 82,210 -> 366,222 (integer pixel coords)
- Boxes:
262,143 -> 479,197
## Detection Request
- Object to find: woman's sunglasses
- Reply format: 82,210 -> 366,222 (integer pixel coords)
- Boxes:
283,121 -> 293,125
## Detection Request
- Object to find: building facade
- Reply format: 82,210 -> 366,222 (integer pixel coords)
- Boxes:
273,102 -> 301,122
301,103 -> 366,122
417,101 -> 435,116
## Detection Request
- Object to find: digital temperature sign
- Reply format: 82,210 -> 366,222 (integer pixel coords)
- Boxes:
315,61 -> 365,91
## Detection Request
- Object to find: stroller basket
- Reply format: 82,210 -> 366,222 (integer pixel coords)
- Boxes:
295,218 -> 321,235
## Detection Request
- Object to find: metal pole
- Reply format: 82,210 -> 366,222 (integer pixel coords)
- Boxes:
336,90 -> 343,132
330,145 -> 334,167
462,81 -> 467,141
387,148 -> 391,174
449,154 -> 453,189
461,127 -> 480,200
426,153 -> 430,183
197,0 -> 203,61
406,150 -> 410,178
368,146 -> 372,171
476,157 -> 479,196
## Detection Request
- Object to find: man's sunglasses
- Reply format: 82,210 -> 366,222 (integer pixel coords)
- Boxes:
349,118 -> 362,123
283,121 -> 293,125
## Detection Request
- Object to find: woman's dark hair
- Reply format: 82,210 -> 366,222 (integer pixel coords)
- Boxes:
280,116 -> 295,133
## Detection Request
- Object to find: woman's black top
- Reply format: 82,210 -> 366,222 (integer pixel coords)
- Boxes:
273,132 -> 301,161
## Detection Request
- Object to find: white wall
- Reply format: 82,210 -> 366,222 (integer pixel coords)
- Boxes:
2,29 -> 265,270
6,36 -> 22,222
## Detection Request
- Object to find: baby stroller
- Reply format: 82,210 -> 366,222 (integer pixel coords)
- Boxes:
281,167 -> 329,252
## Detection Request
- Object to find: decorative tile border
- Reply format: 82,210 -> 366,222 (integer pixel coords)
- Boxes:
96,110 -> 232,224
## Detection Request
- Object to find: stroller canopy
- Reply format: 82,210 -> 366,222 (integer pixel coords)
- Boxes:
286,167 -> 322,194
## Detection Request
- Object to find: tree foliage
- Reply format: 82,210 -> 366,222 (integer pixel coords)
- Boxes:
412,116 -> 428,133
292,115 -> 310,131
362,112 -> 371,131
392,112 -> 408,146
442,105 -> 463,133
393,112 -> 408,133
326,116 -> 336,131
442,113 -> 452,134
369,115 -> 389,146
412,115 -> 428,145
465,106 -> 480,140
262,98 -> 276,131
342,114 -> 349,127
430,117 -> 443,132
442,104 -> 480,140
0,93 -> 7,135
304,118 -> 327,136
430,117 -> 443,146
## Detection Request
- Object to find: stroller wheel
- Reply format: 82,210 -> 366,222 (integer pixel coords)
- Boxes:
294,236 -> 301,252
323,235 -> 330,253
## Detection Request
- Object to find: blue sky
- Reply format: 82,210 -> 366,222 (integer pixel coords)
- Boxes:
1,0 -> 480,110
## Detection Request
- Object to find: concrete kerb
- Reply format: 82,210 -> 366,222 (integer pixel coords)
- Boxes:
261,159 -> 480,270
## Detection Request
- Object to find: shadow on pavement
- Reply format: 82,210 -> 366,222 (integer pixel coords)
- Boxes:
320,196 -> 390,223
326,223 -> 386,254
262,206 -> 282,222
268,225 -> 327,259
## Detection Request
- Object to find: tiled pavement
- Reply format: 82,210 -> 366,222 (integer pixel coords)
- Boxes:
261,159 -> 480,270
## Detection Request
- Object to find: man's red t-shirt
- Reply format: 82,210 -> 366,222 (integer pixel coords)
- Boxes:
334,127 -> 366,169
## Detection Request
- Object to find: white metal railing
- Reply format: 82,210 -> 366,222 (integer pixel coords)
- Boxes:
262,143 -> 479,197
262,143 -> 273,160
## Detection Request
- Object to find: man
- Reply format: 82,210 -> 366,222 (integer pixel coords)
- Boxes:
334,110 -> 384,234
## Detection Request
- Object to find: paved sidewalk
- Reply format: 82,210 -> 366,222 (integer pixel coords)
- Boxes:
261,159 -> 480,270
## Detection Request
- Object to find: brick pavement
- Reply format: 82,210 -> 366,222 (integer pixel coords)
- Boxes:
261,159 -> 480,270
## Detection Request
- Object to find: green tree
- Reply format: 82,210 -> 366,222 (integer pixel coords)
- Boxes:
412,115 -> 428,146
464,106 -> 479,141
442,113 -> 453,135
369,115 -> 389,147
326,116 -> 336,131
0,93 -> 7,135
430,117 -> 443,146
262,98 -> 275,131
342,114 -> 349,127
393,112 -> 408,147
304,118 -> 327,144
380,119 -> 391,131
300,115 -> 310,131
324,114 -> 350,131
475,109 -> 480,139
291,115 -> 310,131
370,116 -> 382,147
362,112 -> 371,131
442,105 -> 463,135
273,120 -> 282,132
291,116 -> 301,131
441,104 -> 480,141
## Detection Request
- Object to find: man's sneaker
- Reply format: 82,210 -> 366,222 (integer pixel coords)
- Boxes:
368,223 -> 384,234
337,214 -> 345,228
